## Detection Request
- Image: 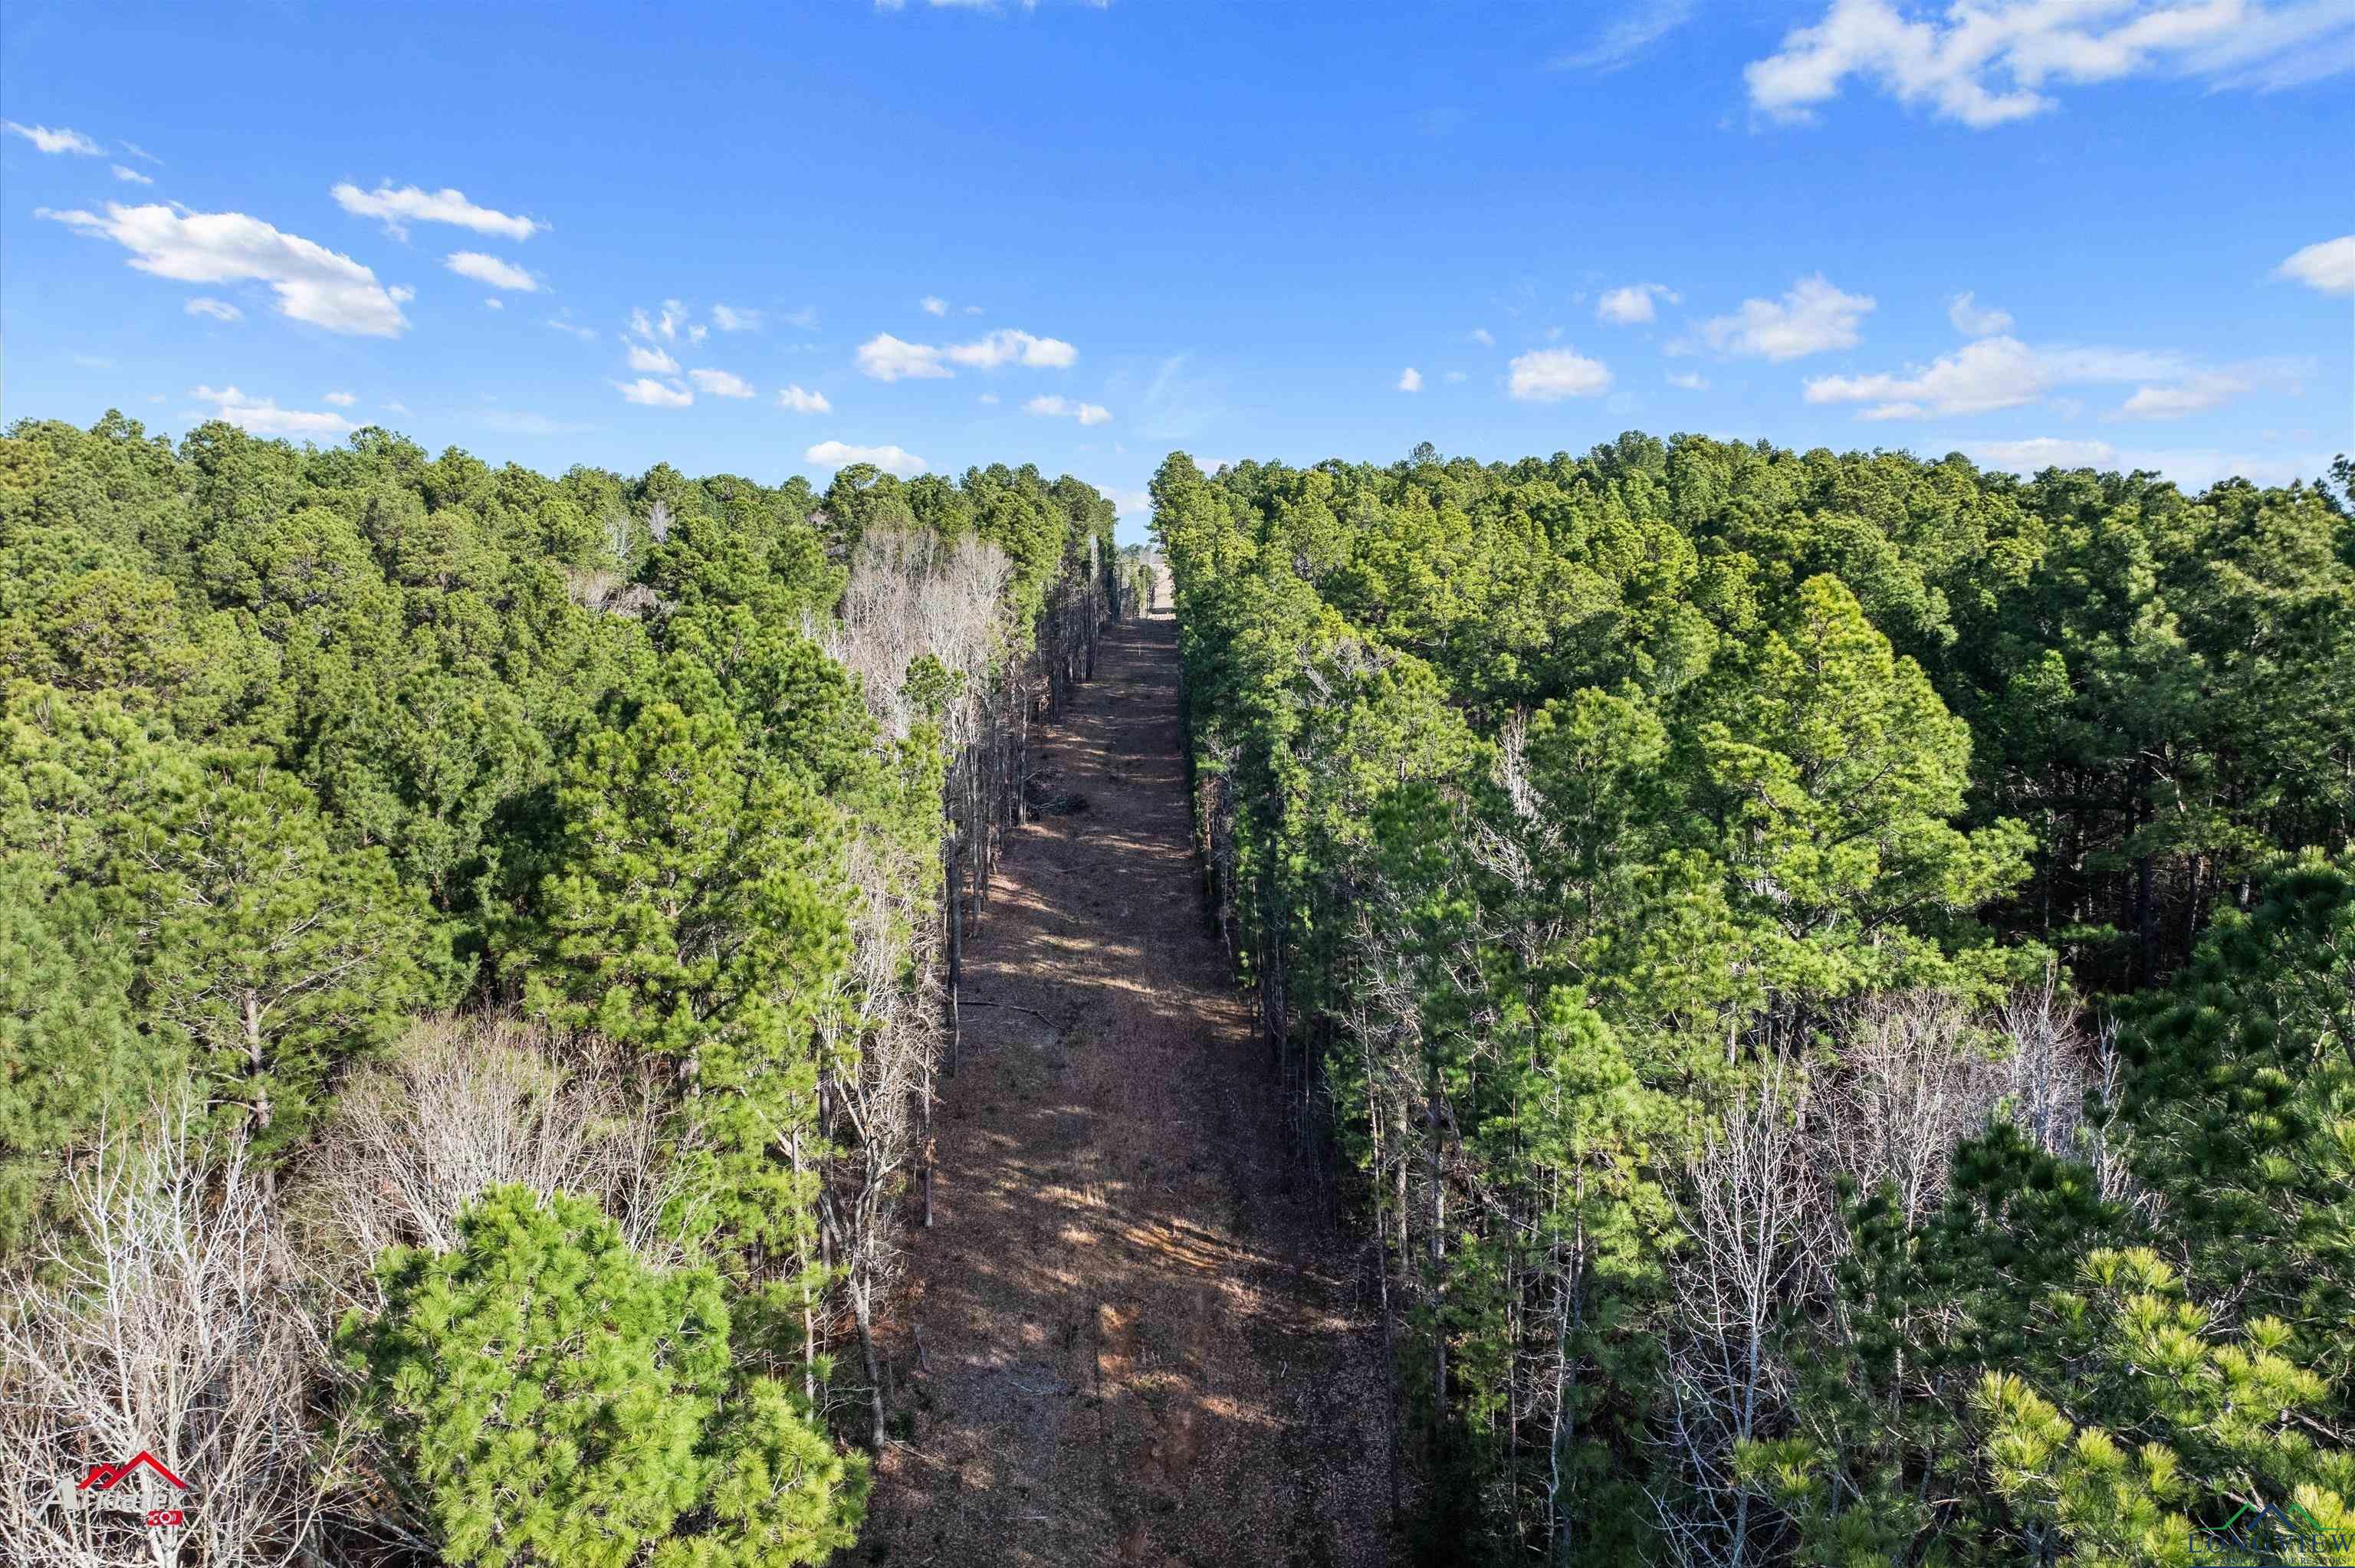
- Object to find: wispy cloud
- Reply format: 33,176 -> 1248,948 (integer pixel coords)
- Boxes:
480,409 -> 593,435
1799,336 -> 2260,419
1947,290 -> 2014,336
1963,436 -> 2334,491
445,251 -> 538,291
333,182 -> 540,241
629,300 -> 706,345
1025,394 -> 1112,424
688,368 -> 756,398
1552,0 -> 1694,71
856,327 -> 1077,379
189,385 -> 354,437
1747,0 -> 2355,128
613,377 -> 693,407
4,120 -> 103,155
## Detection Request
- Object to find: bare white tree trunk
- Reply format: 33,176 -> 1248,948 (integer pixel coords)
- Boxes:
1654,1066 -> 1827,1568
0,1100 -> 341,1567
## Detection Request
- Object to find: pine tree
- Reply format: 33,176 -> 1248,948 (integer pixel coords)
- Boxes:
344,1185 -> 864,1568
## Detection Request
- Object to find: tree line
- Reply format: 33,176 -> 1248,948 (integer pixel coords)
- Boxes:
0,410 -> 1129,1565
1151,435 -> 2354,1565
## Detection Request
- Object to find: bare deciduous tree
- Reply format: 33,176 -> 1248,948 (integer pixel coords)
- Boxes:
1654,1065 -> 1828,1568
0,1100 -> 336,1567
301,1013 -> 690,1317
1825,989 -> 2003,1226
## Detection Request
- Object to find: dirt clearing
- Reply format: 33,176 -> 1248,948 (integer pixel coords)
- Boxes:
862,610 -> 1394,1568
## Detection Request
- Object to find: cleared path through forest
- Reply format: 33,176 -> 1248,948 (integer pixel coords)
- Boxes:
865,608 -> 1394,1567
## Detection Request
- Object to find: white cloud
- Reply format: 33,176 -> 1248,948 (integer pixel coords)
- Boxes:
547,317 -> 598,341
1969,436 -> 2120,470
1397,366 -> 1424,392
711,303 -> 764,331
389,284 -> 415,303
944,328 -> 1078,369
921,295 -> 949,316
1804,336 -> 2190,418
783,305 -> 819,330
184,297 -> 241,322
777,384 -> 832,413
4,121 -> 103,156
445,251 -> 537,291
1099,484 -> 1154,520
977,392 -> 1001,405
1553,0 -> 1697,70
1444,370 -> 1468,384
688,368 -> 756,399
323,390 -> 357,406
805,440 -> 927,477
2275,235 -> 2355,294
613,377 -> 693,407
1963,437 -> 2329,491
331,182 -> 540,241
857,333 -> 951,381
1509,347 -> 1614,401
110,163 -> 153,185
1024,394 -> 1112,425
626,342 -> 681,373
1470,327 -> 1495,346
2116,371 -> 2247,419
1746,0 -> 2355,129
1948,290 -> 2014,336
629,300 -> 702,343
1597,282 -> 1680,325
1667,370 -> 1711,390
41,202 -> 408,336
190,385 -> 355,438
856,327 -> 1076,380
119,141 -> 161,165
1694,274 -> 1874,360
383,401 -> 410,415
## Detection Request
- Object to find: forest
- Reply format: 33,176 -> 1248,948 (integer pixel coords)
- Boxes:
0,409 -> 1145,1565
5,407 -> 2351,1568
1152,435 -> 2355,1566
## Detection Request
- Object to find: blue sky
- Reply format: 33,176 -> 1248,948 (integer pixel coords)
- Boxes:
4,0 -> 2350,544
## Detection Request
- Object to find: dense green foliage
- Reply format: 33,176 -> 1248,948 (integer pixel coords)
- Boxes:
343,1186 -> 862,1568
0,410 -> 1116,1561
1155,435 -> 2354,1564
